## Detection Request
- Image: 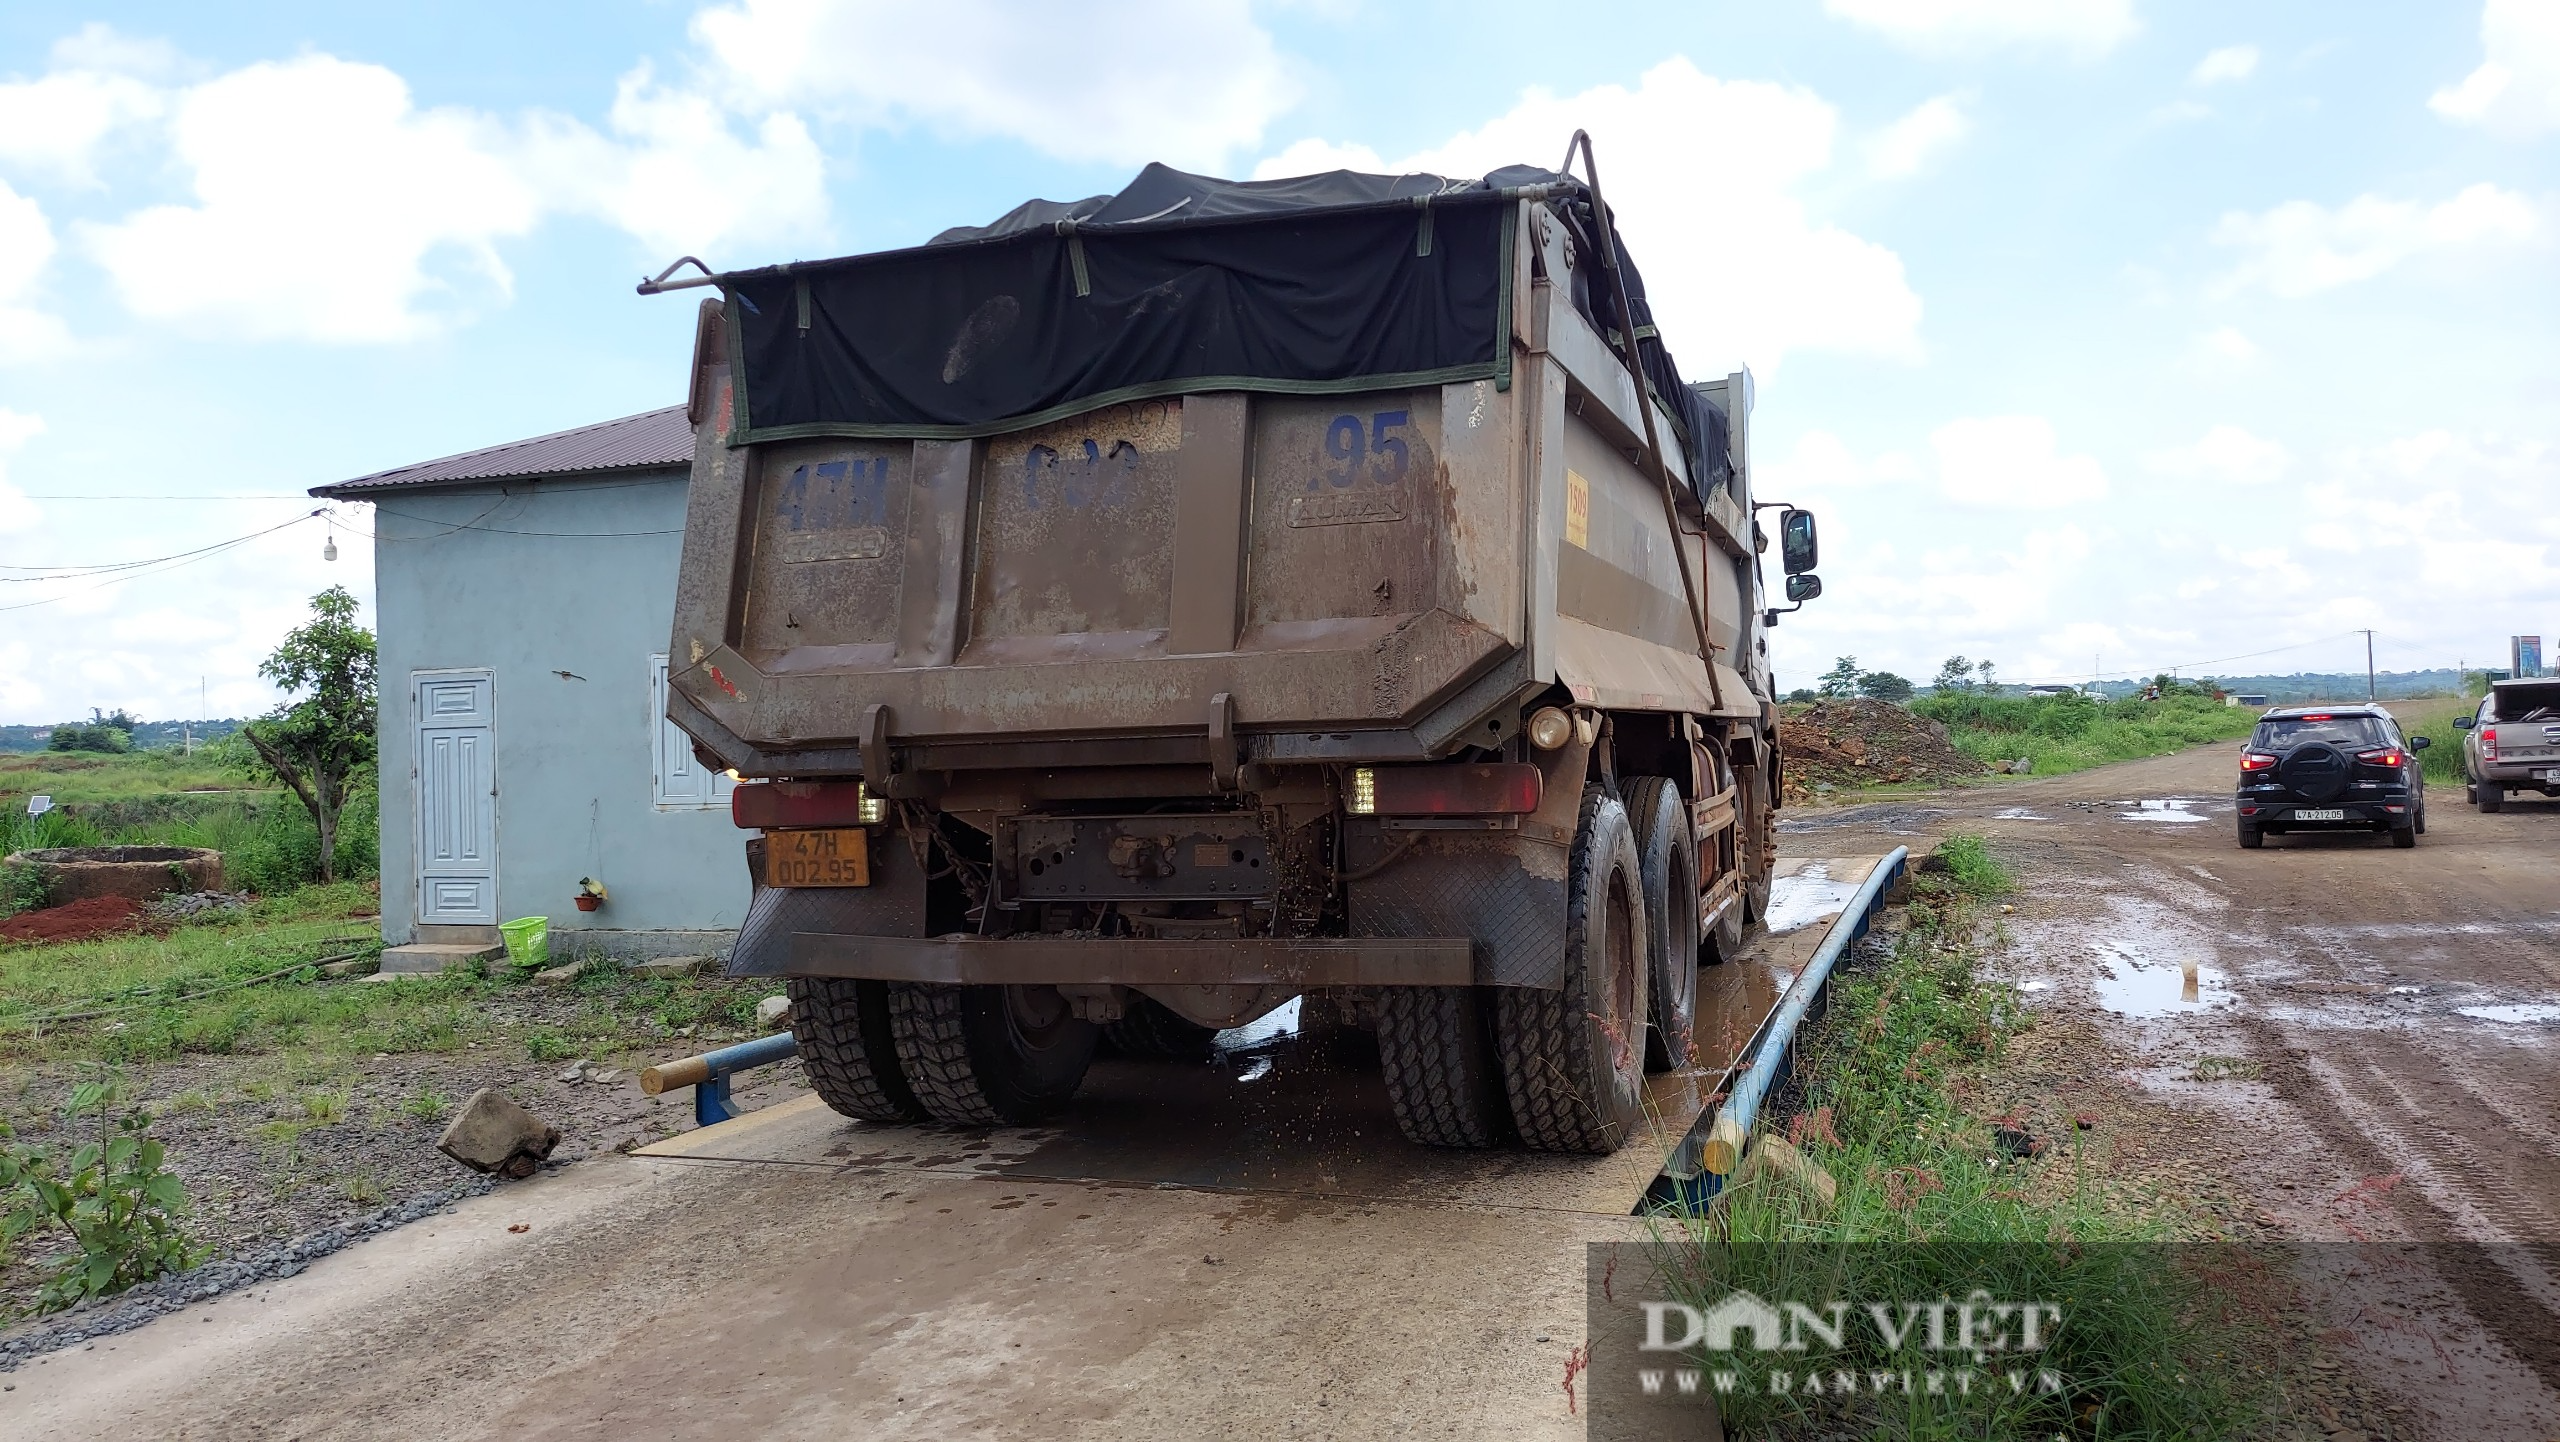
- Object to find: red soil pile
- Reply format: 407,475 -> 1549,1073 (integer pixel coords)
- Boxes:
0,894 -> 147,945
1779,699 -> 1988,801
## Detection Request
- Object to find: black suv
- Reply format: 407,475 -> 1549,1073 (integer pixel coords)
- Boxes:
2235,705 -> 2429,849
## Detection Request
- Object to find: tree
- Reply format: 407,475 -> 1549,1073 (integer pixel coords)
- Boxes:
46,723 -> 129,754
240,587 -> 376,883
1816,656 -> 1865,699
1974,659 -> 1999,694
1859,671 -> 1915,703
1932,656 -> 1975,694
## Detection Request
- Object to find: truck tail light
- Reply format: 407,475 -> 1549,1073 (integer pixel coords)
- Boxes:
2239,752 -> 2278,772
1354,763 -> 1543,816
731,780 -> 882,829
2481,727 -> 2498,761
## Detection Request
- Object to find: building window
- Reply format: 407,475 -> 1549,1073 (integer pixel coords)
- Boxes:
650,655 -> 735,810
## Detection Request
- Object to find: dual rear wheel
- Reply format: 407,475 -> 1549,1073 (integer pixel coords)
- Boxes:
1377,785 -> 1654,1155
793,975 -> 1096,1126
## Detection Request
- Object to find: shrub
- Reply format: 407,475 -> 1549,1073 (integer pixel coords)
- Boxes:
0,1070 -> 203,1315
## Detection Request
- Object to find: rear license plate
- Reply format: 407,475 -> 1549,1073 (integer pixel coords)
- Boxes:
2293,808 -> 2346,822
2541,769 -> 2560,783
765,828 -> 870,886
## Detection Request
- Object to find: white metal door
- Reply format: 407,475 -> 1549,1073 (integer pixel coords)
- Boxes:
414,670 -> 496,926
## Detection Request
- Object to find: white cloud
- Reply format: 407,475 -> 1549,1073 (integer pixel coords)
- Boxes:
0,408 -> 44,534
2189,45 -> 2259,85
1823,0 -> 2137,58
2211,183 -> 2540,297
1866,94 -> 1972,179
1256,59 -> 1923,375
0,68 -> 165,186
1931,416 -> 2108,507
0,178 -> 66,361
2150,424 -> 2291,486
521,64 -> 828,259
690,0 -> 1298,169
2432,0 -> 2560,138
1760,430 -> 1920,496
83,56 -> 545,343
77,51 -> 826,343
2193,325 -> 2259,364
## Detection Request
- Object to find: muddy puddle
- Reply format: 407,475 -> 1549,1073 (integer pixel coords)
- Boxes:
2091,940 -> 2236,1017
2118,798 -> 2213,824
2456,1003 -> 2560,1025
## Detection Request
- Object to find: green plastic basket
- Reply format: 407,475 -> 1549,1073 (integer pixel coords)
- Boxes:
499,916 -> 550,970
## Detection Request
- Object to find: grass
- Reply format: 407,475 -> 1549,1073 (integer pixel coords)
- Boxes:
1651,835 -> 2280,1438
0,748 -> 247,808
1911,692 -> 2262,781
0,747 -> 377,904
0,881 -> 765,1072
2385,696 -> 2479,786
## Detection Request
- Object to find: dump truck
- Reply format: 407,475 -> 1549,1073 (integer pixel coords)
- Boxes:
647,141 -> 1826,1154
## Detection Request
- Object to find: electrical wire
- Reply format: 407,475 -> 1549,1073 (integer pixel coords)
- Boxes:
0,510 -> 324,579
1987,631 -> 2364,687
0,510 -> 326,613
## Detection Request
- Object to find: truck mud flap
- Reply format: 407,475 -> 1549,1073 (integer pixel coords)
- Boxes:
726,841 -> 925,978
1349,834 -> 1569,989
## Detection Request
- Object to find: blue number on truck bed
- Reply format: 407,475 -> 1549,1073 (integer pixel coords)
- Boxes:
1318,411 -> 1411,489
1023,438 -> 1137,511
778,457 -> 892,530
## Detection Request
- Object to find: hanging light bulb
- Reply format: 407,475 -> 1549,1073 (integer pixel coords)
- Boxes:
323,518 -> 338,562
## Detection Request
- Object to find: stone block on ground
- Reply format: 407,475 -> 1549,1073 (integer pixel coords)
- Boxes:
319,956 -> 378,978
756,995 -> 791,1030
437,1088 -> 561,1180
630,955 -> 714,978
533,959 -> 589,985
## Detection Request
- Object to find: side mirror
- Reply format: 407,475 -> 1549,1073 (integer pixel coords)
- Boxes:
1784,572 -> 1822,604
2410,734 -> 2432,750
2452,716 -> 2473,730
1780,509 -> 1819,575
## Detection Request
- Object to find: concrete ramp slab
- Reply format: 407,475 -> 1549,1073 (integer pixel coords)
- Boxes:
639,855 -> 1892,1219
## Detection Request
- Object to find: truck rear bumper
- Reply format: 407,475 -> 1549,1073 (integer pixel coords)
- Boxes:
778,933 -> 1475,988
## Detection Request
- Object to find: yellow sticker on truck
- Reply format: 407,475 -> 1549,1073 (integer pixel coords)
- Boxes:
1565,468 -> 1590,550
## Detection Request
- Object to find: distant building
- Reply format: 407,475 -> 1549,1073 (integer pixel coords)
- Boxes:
2227,694 -> 2270,708
313,407 -> 747,966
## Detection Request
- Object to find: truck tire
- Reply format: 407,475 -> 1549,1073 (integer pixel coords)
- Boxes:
887,983 -> 1097,1125
1737,763 -> 1777,923
1104,996 -> 1219,1061
1377,987 -> 1510,1148
1497,786 -> 1650,1154
2478,782 -> 2503,813
1623,777 -> 1699,1073
789,976 -> 928,1123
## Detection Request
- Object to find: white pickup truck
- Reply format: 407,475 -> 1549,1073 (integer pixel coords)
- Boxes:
2455,678 -> 2560,811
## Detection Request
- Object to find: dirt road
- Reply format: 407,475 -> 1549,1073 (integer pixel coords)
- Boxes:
1788,738 -> 2560,1439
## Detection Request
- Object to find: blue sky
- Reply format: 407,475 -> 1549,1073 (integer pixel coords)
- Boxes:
1,0 -> 2554,722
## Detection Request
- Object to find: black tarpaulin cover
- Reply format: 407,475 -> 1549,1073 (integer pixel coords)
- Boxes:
721,160 -> 1727,492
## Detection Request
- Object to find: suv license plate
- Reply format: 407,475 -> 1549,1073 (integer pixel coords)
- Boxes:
2294,808 -> 2346,822
765,828 -> 870,887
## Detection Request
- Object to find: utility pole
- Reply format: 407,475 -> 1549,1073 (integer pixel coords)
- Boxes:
2359,629 -> 2376,702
